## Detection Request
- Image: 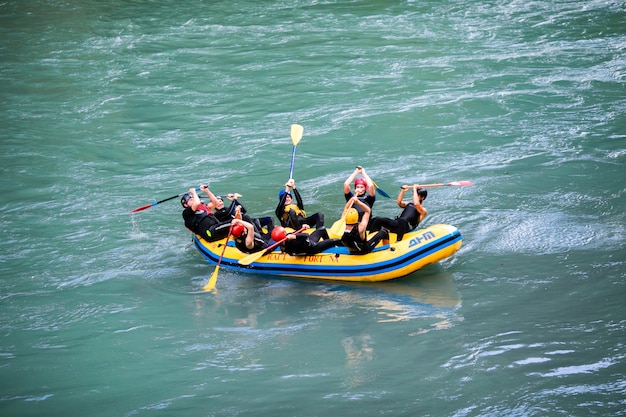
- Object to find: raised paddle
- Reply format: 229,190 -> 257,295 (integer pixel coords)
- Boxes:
372,179 -> 391,198
203,224 -> 234,291
238,226 -> 307,266
355,166 -> 390,198
328,199 -> 355,238
289,124 -> 304,179
402,181 -> 474,189
130,187 -> 200,213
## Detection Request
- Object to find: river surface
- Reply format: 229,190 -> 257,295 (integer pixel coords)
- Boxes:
1,1 -> 625,416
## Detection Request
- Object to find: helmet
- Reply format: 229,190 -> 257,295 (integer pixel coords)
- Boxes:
354,178 -> 367,187
181,193 -> 192,207
278,189 -> 292,201
345,208 -> 359,225
417,188 -> 428,200
231,223 -> 245,238
271,226 -> 287,241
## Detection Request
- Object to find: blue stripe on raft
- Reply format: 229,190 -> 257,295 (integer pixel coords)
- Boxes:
193,229 -> 461,278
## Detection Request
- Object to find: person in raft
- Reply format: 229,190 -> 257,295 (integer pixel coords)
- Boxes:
369,185 -> 428,241
230,218 -> 273,254
340,197 -> 389,255
272,225 -> 341,256
275,178 -> 324,229
181,185 -> 231,242
214,193 -> 274,233
343,166 -> 376,222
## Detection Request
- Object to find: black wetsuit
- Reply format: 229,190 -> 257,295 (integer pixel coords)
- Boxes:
369,203 -> 420,241
234,231 -> 272,254
276,188 -> 324,229
182,205 -> 230,242
340,227 -> 388,255
284,228 -> 340,256
215,200 -> 274,233
344,191 -> 376,223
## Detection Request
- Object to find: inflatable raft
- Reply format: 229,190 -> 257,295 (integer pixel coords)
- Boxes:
192,223 -> 462,282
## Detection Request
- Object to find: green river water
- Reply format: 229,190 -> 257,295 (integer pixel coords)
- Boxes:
1,1 -> 625,416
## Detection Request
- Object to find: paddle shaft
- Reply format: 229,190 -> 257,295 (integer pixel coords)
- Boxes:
130,187 -> 200,213
289,145 -> 297,179
403,181 -> 474,189
203,224 -> 233,291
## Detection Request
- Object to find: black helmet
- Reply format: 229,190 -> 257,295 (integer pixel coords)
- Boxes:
181,193 -> 192,207
417,188 -> 427,200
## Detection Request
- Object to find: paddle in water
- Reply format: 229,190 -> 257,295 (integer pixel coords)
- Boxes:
203,224 -> 234,291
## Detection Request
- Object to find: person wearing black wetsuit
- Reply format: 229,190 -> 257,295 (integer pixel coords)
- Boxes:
181,185 -> 230,242
275,179 -> 324,229
231,219 -> 272,254
214,193 -> 274,233
340,197 -> 389,255
343,166 -> 376,225
369,185 -> 427,241
273,225 -> 340,256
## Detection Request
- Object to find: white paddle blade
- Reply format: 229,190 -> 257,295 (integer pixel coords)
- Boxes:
290,124 -> 304,146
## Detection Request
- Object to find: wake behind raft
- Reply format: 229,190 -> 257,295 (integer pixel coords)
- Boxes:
191,224 -> 462,282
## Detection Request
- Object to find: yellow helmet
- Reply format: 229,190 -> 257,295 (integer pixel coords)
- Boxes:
345,208 -> 359,225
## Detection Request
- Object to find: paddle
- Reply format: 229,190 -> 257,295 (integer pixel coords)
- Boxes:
372,180 -> 391,198
203,224 -> 234,291
328,199 -> 355,238
289,124 -> 304,179
238,226 -> 307,266
354,166 -> 390,199
403,181 -> 474,189
130,187 -> 200,213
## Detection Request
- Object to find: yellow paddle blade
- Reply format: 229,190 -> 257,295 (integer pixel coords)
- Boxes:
290,124 -> 303,146
238,251 -> 266,266
203,267 -> 219,291
328,219 -> 346,239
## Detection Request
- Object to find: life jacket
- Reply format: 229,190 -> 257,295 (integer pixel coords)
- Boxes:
281,204 -> 306,222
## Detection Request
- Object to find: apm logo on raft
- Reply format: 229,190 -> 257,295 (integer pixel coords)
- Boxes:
408,231 -> 436,248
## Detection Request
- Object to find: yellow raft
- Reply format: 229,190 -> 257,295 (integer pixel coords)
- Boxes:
192,223 -> 462,282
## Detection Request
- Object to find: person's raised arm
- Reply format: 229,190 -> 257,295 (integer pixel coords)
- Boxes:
293,187 -> 304,210
200,184 -> 220,209
397,186 -> 409,208
358,167 -> 375,197
352,197 -> 371,235
343,168 -> 360,194
414,185 -> 428,223
188,188 -> 202,211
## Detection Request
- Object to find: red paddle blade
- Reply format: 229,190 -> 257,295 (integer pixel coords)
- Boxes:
130,204 -> 151,213
448,181 -> 474,186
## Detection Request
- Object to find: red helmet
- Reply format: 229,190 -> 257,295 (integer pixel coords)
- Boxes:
271,226 -> 287,241
231,223 -> 245,238
354,178 -> 367,187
